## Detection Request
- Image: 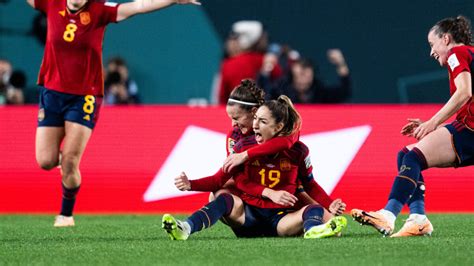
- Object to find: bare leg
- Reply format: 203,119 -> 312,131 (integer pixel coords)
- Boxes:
415,127 -> 456,168
60,121 -> 92,188
35,127 -> 64,170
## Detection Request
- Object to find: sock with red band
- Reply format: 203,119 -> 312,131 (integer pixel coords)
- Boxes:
385,147 -> 427,216
186,193 -> 234,234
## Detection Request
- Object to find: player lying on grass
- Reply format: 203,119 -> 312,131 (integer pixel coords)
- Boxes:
162,95 -> 347,240
351,15 -> 474,237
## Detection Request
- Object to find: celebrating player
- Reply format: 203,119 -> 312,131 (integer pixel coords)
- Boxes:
183,79 -> 344,219
26,0 -> 201,227
351,15 -> 473,237
163,95 -> 347,240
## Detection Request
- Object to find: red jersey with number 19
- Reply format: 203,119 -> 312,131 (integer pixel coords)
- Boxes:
34,0 -> 119,96
234,141 -> 313,209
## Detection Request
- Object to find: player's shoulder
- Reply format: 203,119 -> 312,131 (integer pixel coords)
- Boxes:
227,127 -> 242,140
88,1 -> 119,10
288,141 -> 309,157
449,45 -> 473,59
447,45 -> 473,72
234,135 -> 257,153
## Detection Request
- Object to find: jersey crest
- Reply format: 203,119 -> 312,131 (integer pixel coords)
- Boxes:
80,12 -> 91,25
280,158 -> 291,171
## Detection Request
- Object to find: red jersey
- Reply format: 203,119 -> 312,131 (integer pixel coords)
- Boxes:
34,0 -> 119,96
446,45 -> 474,129
190,129 -> 297,192
234,141 -> 313,209
218,52 -> 282,104
226,126 -> 299,157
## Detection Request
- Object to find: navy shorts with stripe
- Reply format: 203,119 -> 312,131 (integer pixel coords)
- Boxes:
231,204 -> 291,238
37,86 -> 102,129
445,120 -> 474,167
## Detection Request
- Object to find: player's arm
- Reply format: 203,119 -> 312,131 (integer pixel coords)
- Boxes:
223,132 -> 299,173
299,173 -> 333,210
234,171 -> 297,207
117,0 -> 201,22
413,71 -> 471,140
175,169 -> 231,192
26,0 -> 34,8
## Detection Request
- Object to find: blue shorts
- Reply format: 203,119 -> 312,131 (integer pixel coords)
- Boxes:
445,121 -> 474,167
231,204 -> 291,238
37,87 -> 103,129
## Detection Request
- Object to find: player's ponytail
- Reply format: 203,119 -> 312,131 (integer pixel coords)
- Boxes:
431,15 -> 472,45
263,95 -> 301,136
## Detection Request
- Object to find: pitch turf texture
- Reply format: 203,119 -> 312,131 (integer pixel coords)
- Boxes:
1,214 -> 472,265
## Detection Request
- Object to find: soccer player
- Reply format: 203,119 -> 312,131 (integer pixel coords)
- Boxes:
26,0 -> 201,227
351,15 -> 474,237
181,79 -> 345,218
163,95 -> 347,240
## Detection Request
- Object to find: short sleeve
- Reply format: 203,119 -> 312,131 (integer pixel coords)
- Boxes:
298,146 -> 313,178
99,2 -> 120,25
447,48 -> 472,79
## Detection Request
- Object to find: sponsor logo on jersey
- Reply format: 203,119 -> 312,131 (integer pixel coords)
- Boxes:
80,12 -> 91,25
448,53 -> 460,71
59,10 -> 66,17
38,108 -> 45,122
304,155 -> 312,169
280,158 -> 291,171
228,138 -> 236,154
266,163 -> 275,168
105,2 -> 119,7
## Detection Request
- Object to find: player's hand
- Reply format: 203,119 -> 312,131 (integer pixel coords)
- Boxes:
328,198 -> 346,216
327,49 -> 346,66
174,172 -> 191,191
176,0 -> 201,5
264,189 -> 298,207
222,152 -> 248,173
401,118 -> 422,136
413,119 -> 437,140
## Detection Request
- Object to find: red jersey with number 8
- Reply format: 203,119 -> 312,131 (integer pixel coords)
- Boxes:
34,0 -> 119,96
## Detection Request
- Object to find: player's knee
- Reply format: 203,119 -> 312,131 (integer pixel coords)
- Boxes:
36,156 -> 59,170
60,154 -> 80,173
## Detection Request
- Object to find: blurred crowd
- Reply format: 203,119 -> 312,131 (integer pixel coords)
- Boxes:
214,20 -> 351,105
2,20 -> 351,106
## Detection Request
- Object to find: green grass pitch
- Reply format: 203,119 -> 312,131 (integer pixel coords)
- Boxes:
1,214 -> 472,265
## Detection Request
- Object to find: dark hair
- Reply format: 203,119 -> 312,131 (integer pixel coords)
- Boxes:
294,58 -> 314,69
105,71 -> 122,88
262,95 -> 301,136
9,70 -> 26,89
431,15 -> 472,45
107,56 -> 127,67
228,79 -> 265,111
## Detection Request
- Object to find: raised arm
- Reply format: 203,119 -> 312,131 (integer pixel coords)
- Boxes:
26,0 -> 34,8
117,0 -> 201,22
